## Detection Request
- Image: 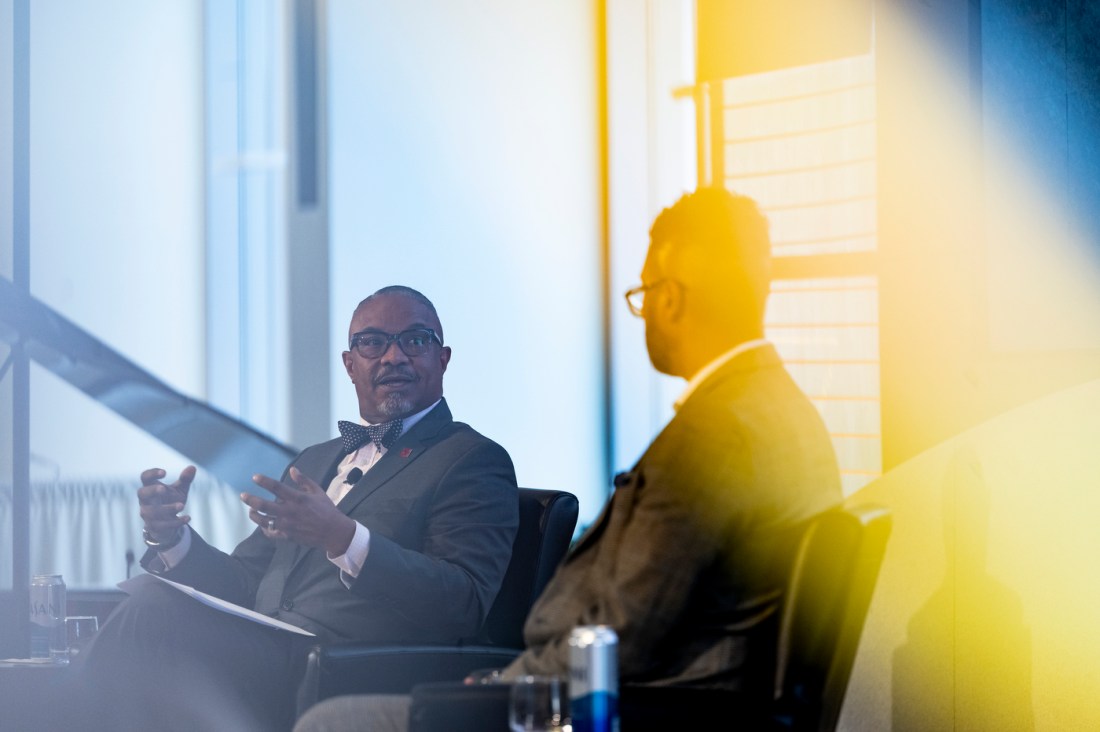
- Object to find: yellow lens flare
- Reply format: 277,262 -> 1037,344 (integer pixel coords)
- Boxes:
845,4 -> 1100,727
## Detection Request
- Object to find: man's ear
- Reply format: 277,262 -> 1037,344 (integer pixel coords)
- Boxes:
341,350 -> 356,381
662,280 -> 686,321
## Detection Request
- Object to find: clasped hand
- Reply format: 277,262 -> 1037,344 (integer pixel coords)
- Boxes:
242,467 -> 357,556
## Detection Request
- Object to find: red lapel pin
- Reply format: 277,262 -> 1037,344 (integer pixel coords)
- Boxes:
400,447 -> 413,458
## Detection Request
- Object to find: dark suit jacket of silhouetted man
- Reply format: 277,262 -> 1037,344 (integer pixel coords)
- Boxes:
46,286 -> 519,732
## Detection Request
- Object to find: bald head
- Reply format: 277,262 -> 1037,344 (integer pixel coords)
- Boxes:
352,285 -> 444,344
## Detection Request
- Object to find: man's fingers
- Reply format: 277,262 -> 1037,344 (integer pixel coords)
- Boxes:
248,508 -> 286,529
240,492 -> 295,518
251,473 -> 297,499
248,508 -> 271,525
176,465 -> 198,488
171,466 -> 197,501
143,502 -> 186,515
140,465 -> 195,486
288,466 -> 323,493
241,492 -> 274,513
141,502 -> 187,525
145,514 -> 190,534
139,466 -> 196,503
249,507 -> 291,541
151,514 -> 190,527
138,483 -> 175,506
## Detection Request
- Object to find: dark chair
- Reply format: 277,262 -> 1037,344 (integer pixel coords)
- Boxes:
295,487 -> 579,718
768,503 -> 892,731
406,503 -> 892,732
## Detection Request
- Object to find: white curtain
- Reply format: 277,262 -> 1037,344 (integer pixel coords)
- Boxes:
1,476 -> 254,589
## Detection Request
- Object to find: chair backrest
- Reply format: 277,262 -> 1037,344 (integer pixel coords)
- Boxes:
772,503 -> 892,732
478,487 -> 579,647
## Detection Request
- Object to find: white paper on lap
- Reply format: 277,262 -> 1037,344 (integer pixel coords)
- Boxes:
117,573 -> 316,636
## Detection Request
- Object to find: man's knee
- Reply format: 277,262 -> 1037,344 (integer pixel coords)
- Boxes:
294,694 -> 411,732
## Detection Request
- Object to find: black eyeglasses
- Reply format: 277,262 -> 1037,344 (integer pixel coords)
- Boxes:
348,328 -> 443,359
624,280 -> 669,317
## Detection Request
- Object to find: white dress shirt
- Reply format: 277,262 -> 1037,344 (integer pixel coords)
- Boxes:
673,339 -> 771,411
322,399 -> 438,582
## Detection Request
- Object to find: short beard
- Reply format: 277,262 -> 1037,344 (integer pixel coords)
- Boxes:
377,394 -> 413,420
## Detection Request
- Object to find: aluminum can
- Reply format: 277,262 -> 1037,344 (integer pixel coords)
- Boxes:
568,625 -> 619,732
30,574 -> 67,661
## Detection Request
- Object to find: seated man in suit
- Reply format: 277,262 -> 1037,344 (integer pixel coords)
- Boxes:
293,187 -> 843,731
59,285 -> 519,732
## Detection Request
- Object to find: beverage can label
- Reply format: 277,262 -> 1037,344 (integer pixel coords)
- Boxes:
30,574 -> 67,661
568,625 -> 619,732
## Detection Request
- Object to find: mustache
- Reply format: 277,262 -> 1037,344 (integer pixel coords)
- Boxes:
373,366 -> 417,385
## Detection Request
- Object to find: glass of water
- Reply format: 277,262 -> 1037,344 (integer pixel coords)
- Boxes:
509,675 -> 570,732
65,615 -> 99,658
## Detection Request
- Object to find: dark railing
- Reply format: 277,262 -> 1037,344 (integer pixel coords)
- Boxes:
1,275 -> 298,656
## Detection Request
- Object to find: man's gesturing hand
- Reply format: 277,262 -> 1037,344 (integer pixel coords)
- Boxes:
241,466 -> 357,557
138,465 -> 195,542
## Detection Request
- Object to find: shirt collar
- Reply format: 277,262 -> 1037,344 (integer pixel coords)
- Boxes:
361,398 -> 441,436
673,339 -> 771,411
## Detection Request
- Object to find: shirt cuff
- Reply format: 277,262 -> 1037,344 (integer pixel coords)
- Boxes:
154,525 -> 193,571
328,521 -> 370,586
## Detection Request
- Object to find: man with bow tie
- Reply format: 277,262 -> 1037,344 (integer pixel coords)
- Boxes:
64,285 -> 519,732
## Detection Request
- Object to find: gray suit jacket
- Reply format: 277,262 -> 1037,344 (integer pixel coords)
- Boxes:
507,345 -> 842,692
143,398 -> 519,645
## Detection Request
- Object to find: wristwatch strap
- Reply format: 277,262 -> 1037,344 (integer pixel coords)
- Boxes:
142,527 -> 184,552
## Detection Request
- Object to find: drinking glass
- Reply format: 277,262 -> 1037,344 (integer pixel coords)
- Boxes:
509,675 -> 570,732
65,615 -> 99,658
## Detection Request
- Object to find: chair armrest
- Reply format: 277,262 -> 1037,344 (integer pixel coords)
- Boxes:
296,643 -> 523,719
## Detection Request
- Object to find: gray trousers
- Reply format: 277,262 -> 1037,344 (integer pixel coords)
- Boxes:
294,694 -> 412,732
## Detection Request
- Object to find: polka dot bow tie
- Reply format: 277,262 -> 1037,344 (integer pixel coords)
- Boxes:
338,419 -> 402,454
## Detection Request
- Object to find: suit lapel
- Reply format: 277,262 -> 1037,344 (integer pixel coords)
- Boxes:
567,468 -> 638,559
282,400 -> 455,575
270,439 -> 344,575
566,349 -> 778,561
300,440 -> 347,489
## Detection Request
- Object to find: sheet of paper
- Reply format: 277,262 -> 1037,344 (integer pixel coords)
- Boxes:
117,572 -> 315,637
